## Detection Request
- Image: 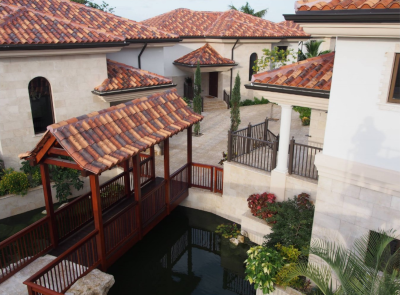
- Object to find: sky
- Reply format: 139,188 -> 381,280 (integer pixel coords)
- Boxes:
102,0 -> 297,23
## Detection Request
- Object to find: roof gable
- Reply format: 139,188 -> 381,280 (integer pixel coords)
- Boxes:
174,43 -> 235,66
0,0 -> 179,46
142,8 -> 308,38
94,60 -> 173,93
252,52 -> 335,91
20,89 -> 202,174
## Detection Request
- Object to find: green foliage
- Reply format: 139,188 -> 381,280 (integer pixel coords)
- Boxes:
193,62 -> 202,135
240,97 -> 270,107
245,246 -> 284,294
20,161 -> 42,188
228,2 -> 268,18
0,169 -> 30,196
215,223 -> 241,239
263,193 -> 315,253
298,40 -> 332,61
230,73 -> 241,132
182,97 -> 192,108
70,0 -> 115,13
293,106 -> 311,126
50,160 -> 84,203
286,229 -> 400,295
0,158 -> 5,180
253,47 -> 297,72
100,183 -> 124,198
275,243 -> 303,288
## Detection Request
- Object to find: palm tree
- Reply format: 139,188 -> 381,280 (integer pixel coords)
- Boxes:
287,230 -> 400,295
228,2 -> 267,18
298,40 -> 331,61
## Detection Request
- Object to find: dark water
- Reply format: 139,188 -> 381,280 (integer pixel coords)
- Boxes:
107,207 -> 256,295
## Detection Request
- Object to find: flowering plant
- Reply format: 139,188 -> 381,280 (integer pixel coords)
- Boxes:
215,223 -> 241,239
0,169 -> 29,196
247,192 -> 276,221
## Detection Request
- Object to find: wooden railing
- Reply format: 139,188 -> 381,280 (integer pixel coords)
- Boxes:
228,132 -> 278,172
130,154 -> 155,190
170,164 -> 189,203
104,203 -> 138,256
223,89 -> 230,109
288,138 -> 322,180
141,181 -> 166,227
24,230 -> 100,295
191,163 -> 223,194
0,217 -> 52,284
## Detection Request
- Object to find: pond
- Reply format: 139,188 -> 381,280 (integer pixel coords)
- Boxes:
107,207 -> 256,295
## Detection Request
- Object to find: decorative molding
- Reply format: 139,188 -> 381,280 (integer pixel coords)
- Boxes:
95,86 -> 176,103
315,153 -> 400,197
0,47 -> 124,58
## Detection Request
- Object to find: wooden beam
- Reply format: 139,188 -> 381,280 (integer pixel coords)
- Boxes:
132,154 -> 142,239
164,138 -> 170,215
48,147 -> 69,157
122,159 -> 131,197
44,157 -> 82,170
89,174 -> 107,271
40,163 -> 58,248
36,136 -> 56,164
150,146 -> 156,181
187,126 -> 192,188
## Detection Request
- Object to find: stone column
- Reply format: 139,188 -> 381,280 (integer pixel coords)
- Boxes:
270,104 -> 292,201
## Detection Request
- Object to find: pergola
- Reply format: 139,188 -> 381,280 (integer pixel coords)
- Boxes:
18,89 -> 202,292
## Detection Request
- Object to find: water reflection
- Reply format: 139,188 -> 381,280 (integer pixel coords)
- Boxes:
108,207 -> 255,295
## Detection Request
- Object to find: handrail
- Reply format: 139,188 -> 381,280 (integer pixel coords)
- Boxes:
170,163 -> 189,179
231,133 -> 274,144
103,201 -> 138,227
0,216 -> 49,245
142,180 -> 166,201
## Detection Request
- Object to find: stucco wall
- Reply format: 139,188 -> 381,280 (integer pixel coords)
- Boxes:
0,53 -> 109,169
323,37 -> 400,172
308,109 -> 327,148
284,175 -> 318,202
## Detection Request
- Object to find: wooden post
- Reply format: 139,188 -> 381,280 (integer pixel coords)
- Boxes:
150,146 -> 156,181
89,174 -> 107,271
132,154 -> 142,239
246,123 -> 252,153
227,130 -> 232,162
40,163 -> 58,248
187,126 -> 192,188
164,138 -> 170,214
288,137 -> 295,175
122,159 -> 131,197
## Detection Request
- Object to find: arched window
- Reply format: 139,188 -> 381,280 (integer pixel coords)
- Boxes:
249,53 -> 258,81
28,77 -> 54,134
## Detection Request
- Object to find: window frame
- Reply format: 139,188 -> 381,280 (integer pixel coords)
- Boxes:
388,53 -> 400,104
249,52 -> 258,81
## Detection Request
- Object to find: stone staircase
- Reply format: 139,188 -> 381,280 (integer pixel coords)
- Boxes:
203,97 -> 228,112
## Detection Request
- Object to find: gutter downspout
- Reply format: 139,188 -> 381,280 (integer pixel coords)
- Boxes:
229,39 -> 239,108
138,43 -> 148,69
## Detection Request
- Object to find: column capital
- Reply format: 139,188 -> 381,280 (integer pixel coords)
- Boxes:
278,103 -> 293,109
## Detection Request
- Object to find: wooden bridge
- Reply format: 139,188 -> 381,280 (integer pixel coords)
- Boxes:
0,90 -> 224,295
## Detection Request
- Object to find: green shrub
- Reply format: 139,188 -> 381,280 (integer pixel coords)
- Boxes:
0,169 -> 30,196
245,246 -> 284,294
240,99 -> 254,106
293,106 -> 311,126
215,223 -> 241,239
274,243 -> 302,288
0,158 -> 5,180
263,193 -> 314,253
20,160 -> 42,188
240,97 -> 270,107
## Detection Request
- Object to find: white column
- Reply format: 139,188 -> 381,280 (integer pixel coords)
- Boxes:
270,104 -> 292,202
276,104 -> 292,173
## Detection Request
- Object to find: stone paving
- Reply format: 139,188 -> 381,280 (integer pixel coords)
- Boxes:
155,104 -> 310,176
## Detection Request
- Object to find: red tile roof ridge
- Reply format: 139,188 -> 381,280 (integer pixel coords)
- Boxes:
94,59 -> 173,92
174,43 -> 235,65
296,0 -> 400,10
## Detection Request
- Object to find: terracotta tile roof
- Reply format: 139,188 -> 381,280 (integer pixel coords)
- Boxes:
0,0 -> 178,46
94,59 -> 174,93
277,21 -> 304,31
296,0 -> 400,11
142,8 -> 308,38
252,52 -> 335,91
174,43 -> 235,66
20,89 -> 203,174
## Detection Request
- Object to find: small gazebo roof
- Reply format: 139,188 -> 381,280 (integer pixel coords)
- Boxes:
173,43 -> 236,67
20,89 -> 202,174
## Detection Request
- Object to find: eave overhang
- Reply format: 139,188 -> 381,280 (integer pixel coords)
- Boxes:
245,83 -> 330,99
92,83 -> 177,97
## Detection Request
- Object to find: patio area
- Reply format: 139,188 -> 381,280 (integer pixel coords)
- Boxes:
155,104 -> 310,177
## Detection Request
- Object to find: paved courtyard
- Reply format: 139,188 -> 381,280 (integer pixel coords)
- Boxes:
155,104 -> 310,176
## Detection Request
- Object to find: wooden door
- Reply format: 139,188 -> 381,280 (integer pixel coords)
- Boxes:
209,72 -> 218,97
